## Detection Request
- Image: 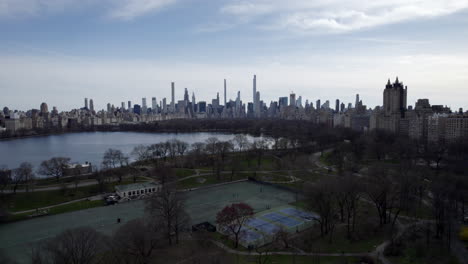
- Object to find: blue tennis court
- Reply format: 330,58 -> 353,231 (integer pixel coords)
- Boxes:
241,229 -> 262,242
279,207 -> 318,220
262,212 -> 301,227
246,217 -> 279,233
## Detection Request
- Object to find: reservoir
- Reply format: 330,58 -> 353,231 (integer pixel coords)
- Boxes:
0,132 -> 259,171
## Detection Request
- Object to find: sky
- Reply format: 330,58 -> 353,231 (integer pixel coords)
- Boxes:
1,0 -> 468,111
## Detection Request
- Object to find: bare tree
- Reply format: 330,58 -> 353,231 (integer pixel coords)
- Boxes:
35,227 -> 106,264
0,165 -> 10,193
111,218 -> 166,264
102,149 -> 127,170
38,157 -> 71,182
305,180 -> 337,241
216,203 -> 254,248
12,162 -> 34,193
145,184 -> 189,245
131,145 -> 151,162
233,134 -> 250,152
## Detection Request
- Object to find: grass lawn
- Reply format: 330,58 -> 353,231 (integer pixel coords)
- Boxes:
291,170 -> 324,182
256,172 -> 290,182
6,200 -> 105,222
176,172 -> 249,189
239,156 -> 278,171
2,178 -> 148,212
235,255 -> 362,264
175,168 -> 196,178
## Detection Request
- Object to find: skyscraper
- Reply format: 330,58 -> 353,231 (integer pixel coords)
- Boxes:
162,98 -> 167,113
355,94 -> 360,108
128,101 -> 131,109
279,97 -> 288,108
89,99 -> 94,112
192,92 -> 196,112
121,102 -> 125,110
297,96 -> 302,107
152,97 -> 157,112
171,82 -> 175,113
40,102 -> 48,114
84,98 -> 88,109
316,100 -> 321,110
224,79 -> 227,106
384,77 -> 407,117
142,98 -> 147,114
253,75 -> 256,114
335,99 -> 340,113
290,93 -> 296,107
184,88 -> 189,103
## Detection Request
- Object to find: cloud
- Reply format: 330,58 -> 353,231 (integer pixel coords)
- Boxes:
0,0 -> 178,20
218,0 -> 468,33
108,0 -> 177,20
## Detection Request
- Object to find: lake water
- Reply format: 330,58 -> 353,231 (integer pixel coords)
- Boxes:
0,132 -> 259,171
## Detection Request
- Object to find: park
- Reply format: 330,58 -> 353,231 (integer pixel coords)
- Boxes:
0,120 -> 467,264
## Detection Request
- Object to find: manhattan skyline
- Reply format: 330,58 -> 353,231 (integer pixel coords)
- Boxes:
1,0 -> 468,110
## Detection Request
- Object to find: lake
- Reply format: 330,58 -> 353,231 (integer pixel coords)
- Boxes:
0,132 -> 259,171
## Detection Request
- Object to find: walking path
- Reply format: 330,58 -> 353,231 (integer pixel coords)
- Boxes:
12,195 -> 102,215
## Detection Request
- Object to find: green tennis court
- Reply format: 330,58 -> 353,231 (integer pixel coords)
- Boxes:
0,181 -> 298,263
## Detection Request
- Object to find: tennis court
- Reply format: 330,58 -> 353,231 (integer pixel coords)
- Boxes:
0,181 -> 298,263
230,205 -> 319,247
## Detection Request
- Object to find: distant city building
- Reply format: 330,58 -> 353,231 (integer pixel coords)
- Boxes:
279,97 -> 288,108
40,102 -> 48,114
290,93 -> 296,107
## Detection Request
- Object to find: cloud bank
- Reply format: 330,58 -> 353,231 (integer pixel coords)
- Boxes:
0,0 -> 178,20
219,0 -> 468,33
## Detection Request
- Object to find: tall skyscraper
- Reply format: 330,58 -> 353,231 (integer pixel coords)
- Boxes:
355,94 -> 360,108
340,102 -> 345,112
253,75 -> 257,113
297,96 -> 302,107
40,102 -> 48,114
192,92 -> 196,112
121,102 -> 125,110
255,91 -> 261,116
89,99 -> 94,112
84,98 -> 88,109
107,103 -> 111,112
152,97 -> 157,112
384,77 -> 407,117
162,98 -> 167,113
316,100 -> 321,110
279,97 -> 288,108
290,93 -> 296,107
224,79 -> 227,106
184,88 -> 189,103
171,82 -> 175,113
335,99 -> 340,113
142,98 -> 147,114
128,101 -> 131,109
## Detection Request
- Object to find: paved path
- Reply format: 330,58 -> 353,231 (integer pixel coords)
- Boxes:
11,195 -> 102,215
210,240 -> 368,257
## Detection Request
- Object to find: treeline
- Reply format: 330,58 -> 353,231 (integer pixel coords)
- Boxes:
320,130 -> 468,258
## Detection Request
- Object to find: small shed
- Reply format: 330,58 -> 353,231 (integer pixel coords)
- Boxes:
115,182 -> 160,200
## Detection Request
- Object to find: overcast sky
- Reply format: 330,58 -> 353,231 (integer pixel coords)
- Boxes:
1,0 -> 468,111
